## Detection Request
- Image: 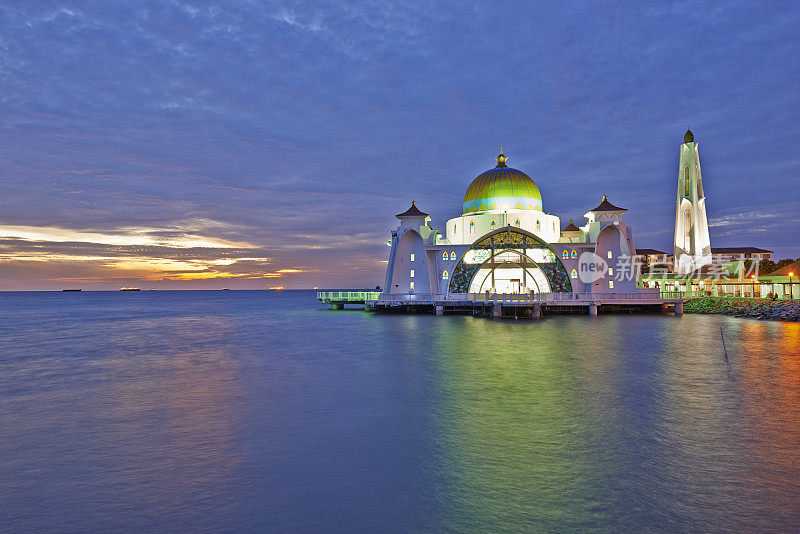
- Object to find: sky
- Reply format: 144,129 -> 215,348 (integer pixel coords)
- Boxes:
1,1 -> 799,290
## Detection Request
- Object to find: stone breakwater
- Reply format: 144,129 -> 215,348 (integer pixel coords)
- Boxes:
684,297 -> 800,322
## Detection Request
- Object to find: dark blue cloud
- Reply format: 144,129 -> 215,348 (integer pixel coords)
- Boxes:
1,1 -> 798,288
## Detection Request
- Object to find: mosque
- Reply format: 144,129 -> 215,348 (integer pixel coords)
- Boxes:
382,149 -> 639,298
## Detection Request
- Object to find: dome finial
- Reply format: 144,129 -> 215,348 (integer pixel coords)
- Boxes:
684,129 -> 694,143
602,194 -> 607,200
496,146 -> 508,168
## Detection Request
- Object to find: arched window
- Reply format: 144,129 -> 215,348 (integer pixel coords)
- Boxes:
469,221 -> 475,234
442,251 -> 448,261
450,251 -> 456,260
684,211 -> 691,250
490,219 -> 496,230
570,269 -> 578,279
562,250 -> 569,259
442,270 -> 449,280
536,219 -> 541,231
571,249 -> 577,258
514,218 -> 520,227
684,166 -> 691,197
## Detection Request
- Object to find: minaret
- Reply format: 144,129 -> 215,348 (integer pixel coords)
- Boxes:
674,129 -> 712,273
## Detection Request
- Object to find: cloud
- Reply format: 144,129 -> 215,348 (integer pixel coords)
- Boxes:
0,1 -> 799,288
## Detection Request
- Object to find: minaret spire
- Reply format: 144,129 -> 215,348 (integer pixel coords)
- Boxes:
674,130 -> 711,273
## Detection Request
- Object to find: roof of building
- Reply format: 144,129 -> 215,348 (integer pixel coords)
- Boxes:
462,150 -> 543,214
636,248 -> 668,255
711,247 -> 773,254
589,195 -> 626,212
765,260 -> 800,277
684,129 -> 694,143
562,220 -> 580,232
396,201 -> 428,218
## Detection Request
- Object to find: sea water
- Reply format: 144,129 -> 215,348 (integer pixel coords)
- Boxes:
1,290 -> 799,531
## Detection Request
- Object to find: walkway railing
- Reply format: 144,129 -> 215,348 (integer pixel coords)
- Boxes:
375,289 -> 670,304
317,291 -> 382,303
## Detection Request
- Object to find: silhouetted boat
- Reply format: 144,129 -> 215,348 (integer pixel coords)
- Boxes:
62,289 -> 82,292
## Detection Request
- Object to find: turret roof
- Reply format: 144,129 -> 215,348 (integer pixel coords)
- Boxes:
396,201 -> 428,218
562,220 -> 580,232
589,195 -> 627,213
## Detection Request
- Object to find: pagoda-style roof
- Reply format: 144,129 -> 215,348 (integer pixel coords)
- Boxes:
396,201 -> 428,218
589,195 -> 626,212
636,248 -> 668,256
562,220 -> 580,232
711,247 -> 773,254
761,259 -> 799,277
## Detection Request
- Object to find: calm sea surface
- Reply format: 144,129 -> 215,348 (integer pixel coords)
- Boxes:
1,290 -> 799,532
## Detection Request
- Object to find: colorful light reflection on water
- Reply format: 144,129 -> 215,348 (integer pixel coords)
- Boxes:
0,291 -> 798,531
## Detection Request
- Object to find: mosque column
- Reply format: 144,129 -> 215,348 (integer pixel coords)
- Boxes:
491,249 -> 495,292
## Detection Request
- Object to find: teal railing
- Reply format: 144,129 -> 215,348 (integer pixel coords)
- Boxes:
317,291 -> 382,303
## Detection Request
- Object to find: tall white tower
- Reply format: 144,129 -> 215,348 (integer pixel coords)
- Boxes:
674,129 -> 712,273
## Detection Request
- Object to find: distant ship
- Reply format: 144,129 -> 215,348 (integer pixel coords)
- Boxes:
222,288 -> 231,291
62,289 -> 82,292
120,287 -> 141,291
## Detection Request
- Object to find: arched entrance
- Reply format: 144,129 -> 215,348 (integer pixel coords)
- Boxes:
448,226 -> 572,294
467,249 -> 552,294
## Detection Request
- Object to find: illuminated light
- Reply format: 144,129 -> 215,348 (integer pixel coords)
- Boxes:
463,249 -> 491,264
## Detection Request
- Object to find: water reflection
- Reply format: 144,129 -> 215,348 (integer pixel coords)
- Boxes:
1,292 -> 799,531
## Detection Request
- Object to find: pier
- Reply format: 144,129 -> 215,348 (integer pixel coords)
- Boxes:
317,289 -> 684,317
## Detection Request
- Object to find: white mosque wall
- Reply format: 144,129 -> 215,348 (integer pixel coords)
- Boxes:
444,210 -> 561,245
389,229 -> 430,294
593,224 -> 637,293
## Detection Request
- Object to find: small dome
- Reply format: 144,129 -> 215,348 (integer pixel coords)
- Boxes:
463,151 -> 542,214
684,129 -> 694,143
